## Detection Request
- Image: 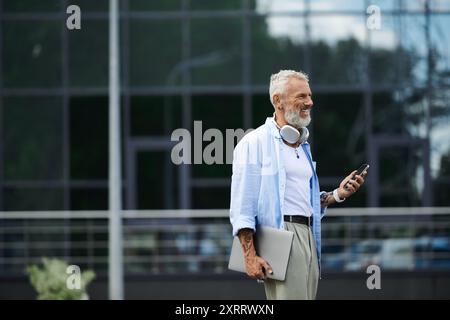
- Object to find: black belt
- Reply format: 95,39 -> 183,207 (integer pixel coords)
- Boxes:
284,215 -> 313,226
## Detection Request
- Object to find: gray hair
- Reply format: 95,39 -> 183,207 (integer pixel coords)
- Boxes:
269,70 -> 309,106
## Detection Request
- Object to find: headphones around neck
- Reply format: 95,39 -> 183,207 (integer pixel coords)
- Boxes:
272,115 -> 309,145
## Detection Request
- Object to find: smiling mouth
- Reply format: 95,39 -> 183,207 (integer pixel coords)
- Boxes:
300,107 -> 311,114
298,107 -> 311,120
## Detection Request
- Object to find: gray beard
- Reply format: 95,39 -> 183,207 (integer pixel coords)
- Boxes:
284,108 -> 311,128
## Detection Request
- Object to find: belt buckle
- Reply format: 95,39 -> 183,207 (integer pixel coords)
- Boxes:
289,215 -> 293,223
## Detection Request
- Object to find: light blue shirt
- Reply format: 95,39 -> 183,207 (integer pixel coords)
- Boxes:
229,117 -> 327,268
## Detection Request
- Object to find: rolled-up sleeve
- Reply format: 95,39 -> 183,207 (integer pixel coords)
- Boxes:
229,139 -> 261,236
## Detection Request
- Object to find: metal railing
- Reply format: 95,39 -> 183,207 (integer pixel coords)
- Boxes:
1,208 -> 450,276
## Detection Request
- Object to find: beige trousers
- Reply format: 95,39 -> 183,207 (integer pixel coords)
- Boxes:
264,221 -> 319,300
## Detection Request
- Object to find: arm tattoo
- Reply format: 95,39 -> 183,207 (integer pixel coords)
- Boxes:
320,191 -> 335,208
237,228 -> 256,259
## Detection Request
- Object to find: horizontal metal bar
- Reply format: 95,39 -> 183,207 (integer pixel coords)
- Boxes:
327,207 -> 450,217
1,84 -> 428,97
123,209 -> 230,219
129,85 -> 249,95
2,221 -> 446,237
3,253 -> 450,267
1,10 -> 449,21
0,238 -> 388,249
0,221 -> 229,230
6,236 -> 450,251
1,208 -> 450,219
2,88 -> 64,96
0,238 -> 233,249
0,255 -> 230,264
2,88 -> 108,96
0,210 -> 110,219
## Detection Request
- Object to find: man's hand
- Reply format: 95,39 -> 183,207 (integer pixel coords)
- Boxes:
337,169 -> 368,199
237,228 -> 273,280
244,255 -> 273,280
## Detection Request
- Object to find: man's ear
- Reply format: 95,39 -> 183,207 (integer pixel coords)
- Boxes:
273,94 -> 282,110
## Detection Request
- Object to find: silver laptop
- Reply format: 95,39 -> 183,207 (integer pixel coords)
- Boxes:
228,226 -> 294,281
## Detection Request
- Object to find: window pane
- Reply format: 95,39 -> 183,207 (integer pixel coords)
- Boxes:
130,96 -> 182,136
378,147 -> 423,206
431,15 -> 450,81
3,97 -> 63,180
70,97 -> 108,179
369,15 -> 418,86
434,180 -> 450,206
129,19 -> 182,86
190,18 -> 243,85
372,91 -> 425,137
2,0 -> 61,12
404,0 -> 427,12
137,152 -> 179,209
70,188 -> 107,210
192,187 -> 230,209
310,15 -> 366,85
4,188 -> 63,210
397,15 -> 427,87
313,93 -> 365,176
252,93 -> 273,128
429,15 -> 450,183
251,16 -> 306,85
430,87 -> 450,179
69,19 -> 108,87
3,20 -> 62,88
191,95 -> 243,178
430,1 -> 450,11
192,95 -> 244,130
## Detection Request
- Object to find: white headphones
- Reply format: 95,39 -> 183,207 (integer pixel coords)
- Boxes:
272,114 -> 309,145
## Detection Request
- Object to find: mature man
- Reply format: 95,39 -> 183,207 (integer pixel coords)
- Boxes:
229,70 -> 367,300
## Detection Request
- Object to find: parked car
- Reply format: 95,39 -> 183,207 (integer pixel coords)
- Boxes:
344,238 -> 415,271
414,236 -> 450,269
379,238 -> 414,270
327,236 -> 450,272
321,244 -> 347,270
344,239 -> 383,271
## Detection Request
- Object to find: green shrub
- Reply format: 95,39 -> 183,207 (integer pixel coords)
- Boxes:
26,257 -> 95,300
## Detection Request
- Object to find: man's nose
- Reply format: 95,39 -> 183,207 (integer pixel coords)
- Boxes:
305,98 -> 313,107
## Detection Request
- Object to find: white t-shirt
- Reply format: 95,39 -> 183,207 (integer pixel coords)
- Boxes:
281,142 -> 313,217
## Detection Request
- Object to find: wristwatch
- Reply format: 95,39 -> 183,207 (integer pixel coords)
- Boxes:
333,189 -> 345,203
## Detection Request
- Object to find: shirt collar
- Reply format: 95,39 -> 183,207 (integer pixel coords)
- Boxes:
265,116 -> 281,139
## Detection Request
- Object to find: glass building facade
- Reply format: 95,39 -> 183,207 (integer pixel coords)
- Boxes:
1,0 -> 450,212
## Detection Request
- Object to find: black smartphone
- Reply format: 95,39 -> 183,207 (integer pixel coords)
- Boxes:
345,164 -> 369,191
353,164 -> 369,179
